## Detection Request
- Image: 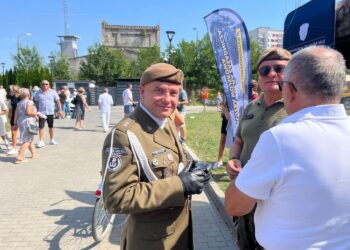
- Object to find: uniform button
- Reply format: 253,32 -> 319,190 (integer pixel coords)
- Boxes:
167,154 -> 174,161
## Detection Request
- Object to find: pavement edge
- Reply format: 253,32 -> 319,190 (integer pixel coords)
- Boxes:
183,143 -> 237,241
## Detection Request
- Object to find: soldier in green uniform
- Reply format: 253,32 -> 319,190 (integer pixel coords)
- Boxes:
226,48 -> 292,250
103,63 -> 211,250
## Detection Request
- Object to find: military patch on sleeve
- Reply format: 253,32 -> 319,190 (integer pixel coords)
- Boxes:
105,147 -> 128,155
107,153 -> 122,172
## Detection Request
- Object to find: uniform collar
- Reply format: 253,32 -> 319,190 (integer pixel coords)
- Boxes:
256,92 -> 284,108
140,103 -> 166,128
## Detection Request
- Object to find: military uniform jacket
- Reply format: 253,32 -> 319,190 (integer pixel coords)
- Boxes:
103,106 -> 190,250
236,93 -> 287,166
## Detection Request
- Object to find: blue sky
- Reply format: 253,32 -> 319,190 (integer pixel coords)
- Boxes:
0,0 -> 324,70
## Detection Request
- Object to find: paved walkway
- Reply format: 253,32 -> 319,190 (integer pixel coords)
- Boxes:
0,106 -> 238,250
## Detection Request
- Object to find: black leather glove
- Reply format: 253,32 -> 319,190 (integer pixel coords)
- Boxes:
178,169 -> 212,196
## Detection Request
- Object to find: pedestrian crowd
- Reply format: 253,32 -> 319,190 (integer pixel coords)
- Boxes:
0,80 -> 117,164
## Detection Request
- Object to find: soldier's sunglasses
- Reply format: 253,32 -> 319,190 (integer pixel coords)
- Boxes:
258,65 -> 286,77
277,80 -> 298,92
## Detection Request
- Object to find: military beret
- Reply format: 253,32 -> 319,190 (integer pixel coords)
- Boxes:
256,47 -> 292,69
140,63 -> 182,85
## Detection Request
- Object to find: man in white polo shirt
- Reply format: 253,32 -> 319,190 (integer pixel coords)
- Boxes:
225,46 -> 350,250
98,88 -> 114,132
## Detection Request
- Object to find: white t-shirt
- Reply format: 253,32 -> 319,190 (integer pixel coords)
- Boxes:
236,104 -> 350,250
0,98 -> 8,123
98,93 -> 114,113
0,88 -> 6,101
122,88 -> 133,106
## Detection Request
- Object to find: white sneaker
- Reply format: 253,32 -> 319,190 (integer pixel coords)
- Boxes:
36,141 -> 46,148
50,139 -> 58,145
213,161 -> 223,169
7,148 -> 18,155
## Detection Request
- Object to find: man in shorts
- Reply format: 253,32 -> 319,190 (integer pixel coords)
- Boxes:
122,83 -> 136,117
35,80 -> 63,148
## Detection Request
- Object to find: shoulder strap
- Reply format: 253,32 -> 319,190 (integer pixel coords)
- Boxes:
127,130 -> 158,182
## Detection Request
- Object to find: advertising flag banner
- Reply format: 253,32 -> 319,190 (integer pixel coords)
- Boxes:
204,8 -> 251,137
283,0 -> 335,53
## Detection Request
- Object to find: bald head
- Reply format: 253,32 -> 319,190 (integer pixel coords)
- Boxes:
284,46 -> 346,102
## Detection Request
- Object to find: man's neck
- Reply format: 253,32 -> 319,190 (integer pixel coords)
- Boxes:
140,103 -> 166,128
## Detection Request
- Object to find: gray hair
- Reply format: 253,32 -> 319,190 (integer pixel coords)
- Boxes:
285,46 -> 346,101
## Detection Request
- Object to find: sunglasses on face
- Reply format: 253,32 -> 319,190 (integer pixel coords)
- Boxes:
258,65 -> 286,77
277,80 -> 298,92
42,84 -> 49,86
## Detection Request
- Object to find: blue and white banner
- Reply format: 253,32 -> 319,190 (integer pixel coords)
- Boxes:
283,0 -> 335,53
204,8 -> 251,137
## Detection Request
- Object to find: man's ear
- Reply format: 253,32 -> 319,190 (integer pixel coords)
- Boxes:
140,84 -> 145,96
288,83 -> 298,102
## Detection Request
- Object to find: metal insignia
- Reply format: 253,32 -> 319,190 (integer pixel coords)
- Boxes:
107,154 -> 122,172
167,154 -> 174,161
152,148 -> 166,157
152,159 -> 159,166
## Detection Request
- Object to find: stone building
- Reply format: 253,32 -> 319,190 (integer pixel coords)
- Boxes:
101,20 -> 160,61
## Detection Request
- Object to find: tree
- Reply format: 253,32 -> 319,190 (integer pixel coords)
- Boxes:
13,46 -> 49,87
250,40 -> 263,80
79,43 -> 132,85
48,52 -> 71,80
134,46 -> 162,76
171,35 -> 220,91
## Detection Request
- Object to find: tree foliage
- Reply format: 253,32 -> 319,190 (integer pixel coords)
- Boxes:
171,34 -> 263,93
250,40 -> 263,80
134,46 -> 162,77
79,43 -> 132,85
48,52 -> 71,81
13,46 -> 50,87
171,34 -> 220,91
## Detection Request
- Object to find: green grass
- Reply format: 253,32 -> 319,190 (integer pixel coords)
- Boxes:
186,108 -> 350,191
186,111 -> 231,191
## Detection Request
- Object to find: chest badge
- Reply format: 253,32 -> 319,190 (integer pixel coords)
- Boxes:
152,159 -> 159,166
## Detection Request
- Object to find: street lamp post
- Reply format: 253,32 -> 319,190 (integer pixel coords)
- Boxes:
193,27 -> 199,58
193,27 -> 199,44
48,56 -> 54,83
166,31 -> 175,64
1,63 -> 5,84
17,33 -> 31,56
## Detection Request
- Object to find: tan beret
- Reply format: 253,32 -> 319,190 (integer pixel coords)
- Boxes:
140,63 -> 182,85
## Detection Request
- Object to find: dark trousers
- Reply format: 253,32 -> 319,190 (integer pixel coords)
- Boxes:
235,207 -> 263,250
